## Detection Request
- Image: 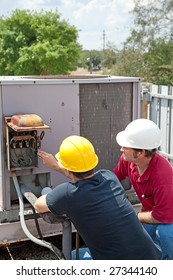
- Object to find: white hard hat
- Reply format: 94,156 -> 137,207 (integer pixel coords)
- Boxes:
116,119 -> 161,149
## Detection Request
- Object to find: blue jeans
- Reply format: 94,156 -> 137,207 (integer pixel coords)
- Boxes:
144,224 -> 173,260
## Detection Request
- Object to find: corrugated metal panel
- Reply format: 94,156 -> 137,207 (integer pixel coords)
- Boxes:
150,85 -> 173,165
79,82 -> 133,172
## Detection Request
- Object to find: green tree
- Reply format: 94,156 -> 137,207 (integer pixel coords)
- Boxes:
120,0 -> 173,85
144,39 -> 173,85
101,42 -> 118,69
109,48 -> 145,78
127,0 -> 173,51
0,9 -> 82,75
78,50 -> 102,70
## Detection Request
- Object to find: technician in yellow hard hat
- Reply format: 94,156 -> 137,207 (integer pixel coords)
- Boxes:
34,135 -> 161,260
113,118 -> 173,260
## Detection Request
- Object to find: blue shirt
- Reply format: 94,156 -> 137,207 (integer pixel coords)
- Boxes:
46,169 -> 161,260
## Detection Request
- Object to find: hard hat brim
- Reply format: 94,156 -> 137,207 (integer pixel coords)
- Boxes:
116,131 -> 131,147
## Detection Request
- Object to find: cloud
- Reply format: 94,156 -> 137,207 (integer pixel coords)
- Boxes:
0,0 -> 136,50
57,0 -> 135,49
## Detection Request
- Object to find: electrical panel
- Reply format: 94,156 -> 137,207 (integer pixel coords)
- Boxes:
5,116 -> 50,171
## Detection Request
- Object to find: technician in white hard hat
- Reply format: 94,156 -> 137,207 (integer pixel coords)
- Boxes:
113,118 -> 173,260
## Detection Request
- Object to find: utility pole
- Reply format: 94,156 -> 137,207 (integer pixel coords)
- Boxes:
87,52 -> 92,74
102,30 -> 106,71
102,30 -> 106,51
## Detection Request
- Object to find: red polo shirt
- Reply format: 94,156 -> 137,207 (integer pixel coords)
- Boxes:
113,153 -> 173,223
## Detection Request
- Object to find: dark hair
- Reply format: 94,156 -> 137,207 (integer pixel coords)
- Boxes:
71,169 -> 95,179
133,148 -> 157,157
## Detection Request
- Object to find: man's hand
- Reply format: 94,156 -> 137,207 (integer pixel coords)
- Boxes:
37,150 -> 57,168
37,150 -> 65,175
138,211 -> 161,224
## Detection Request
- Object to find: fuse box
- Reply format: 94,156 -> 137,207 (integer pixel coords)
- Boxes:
5,116 -> 50,171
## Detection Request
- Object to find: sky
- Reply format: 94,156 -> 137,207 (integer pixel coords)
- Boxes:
1,0 -> 136,50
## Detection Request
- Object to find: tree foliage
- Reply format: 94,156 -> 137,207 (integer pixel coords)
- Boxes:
127,0 -> 173,51
111,0 -> 173,85
110,48 -> 145,78
0,9 -> 82,75
101,43 -> 118,69
78,50 -> 102,70
144,39 -> 173,85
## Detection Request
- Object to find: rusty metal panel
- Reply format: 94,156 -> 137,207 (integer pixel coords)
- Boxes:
0,218 -> 76,244
79,82 -> 133,171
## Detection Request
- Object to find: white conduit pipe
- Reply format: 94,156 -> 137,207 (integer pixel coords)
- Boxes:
12,171 -> 64,259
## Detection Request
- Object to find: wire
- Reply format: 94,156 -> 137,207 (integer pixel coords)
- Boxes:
30,204 -> 43,240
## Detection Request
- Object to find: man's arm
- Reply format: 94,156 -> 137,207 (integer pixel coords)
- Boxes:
34,194 -> 50,213
138,211 -> 161,224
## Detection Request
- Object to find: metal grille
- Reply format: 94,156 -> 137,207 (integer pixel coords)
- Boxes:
79,82 -> 133,171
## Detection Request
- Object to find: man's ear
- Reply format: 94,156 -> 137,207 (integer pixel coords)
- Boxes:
64,169 -> 72,178
66,170 -> 71,175
139,150 -> 145,157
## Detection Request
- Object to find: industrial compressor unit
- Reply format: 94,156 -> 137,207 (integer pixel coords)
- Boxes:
0,75 -> 141,245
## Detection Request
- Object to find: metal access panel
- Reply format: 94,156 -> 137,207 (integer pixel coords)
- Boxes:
0,81 -> 80,211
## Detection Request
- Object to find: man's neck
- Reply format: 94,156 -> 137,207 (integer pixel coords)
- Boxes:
70,173 -> 95,183
135,157 -> 152,176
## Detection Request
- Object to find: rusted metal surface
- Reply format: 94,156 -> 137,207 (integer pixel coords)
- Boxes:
5,116 -> 50,132
0,234 -> 78,260
0,218 -> 76,246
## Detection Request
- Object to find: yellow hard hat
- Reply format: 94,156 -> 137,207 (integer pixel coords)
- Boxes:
55,135 -> 99,172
